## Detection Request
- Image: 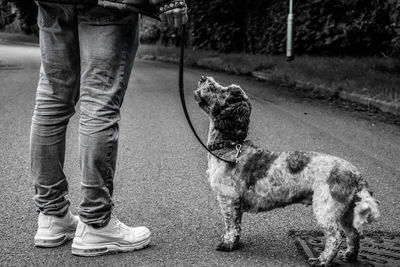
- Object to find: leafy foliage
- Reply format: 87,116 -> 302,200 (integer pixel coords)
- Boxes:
187,0 -> 400,57
140,22 -> 161,44
291,0 -> 396,56
13,0 -> 38,34
0,1 -> 17,29
0,0 -> 38,34
188,0 -> 245,52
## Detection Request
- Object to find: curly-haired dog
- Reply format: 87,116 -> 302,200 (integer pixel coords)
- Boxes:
194,76 -> 380,266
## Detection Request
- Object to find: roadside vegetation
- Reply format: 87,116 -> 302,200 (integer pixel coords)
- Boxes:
138,44 -> 400,104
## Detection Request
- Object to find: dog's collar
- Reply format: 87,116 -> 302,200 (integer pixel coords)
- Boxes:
208,141 -> 240,152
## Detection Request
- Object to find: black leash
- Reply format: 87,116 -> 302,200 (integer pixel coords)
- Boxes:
178,24 -> 237,165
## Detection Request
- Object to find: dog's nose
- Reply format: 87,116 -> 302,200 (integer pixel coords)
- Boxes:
199,76 -> 207,83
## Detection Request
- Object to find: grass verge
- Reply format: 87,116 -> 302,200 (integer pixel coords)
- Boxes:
137,44 -> 400,104
0,31 -> 38,45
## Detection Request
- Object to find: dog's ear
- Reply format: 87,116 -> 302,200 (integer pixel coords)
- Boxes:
210,84 -> 248,119
225,85 -> 247,104
212,100 -> 251,142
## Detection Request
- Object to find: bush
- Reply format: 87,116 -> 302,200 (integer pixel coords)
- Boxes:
188,0 -> 245,52
0,1 -> 17,29
0,0 -> 38,34
291,0 -> 395,56
187,0 -> 400,57
140,23 -> 161,44
140,17 -> 182,46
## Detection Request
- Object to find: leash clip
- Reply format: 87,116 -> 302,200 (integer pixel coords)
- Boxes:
235,144 -> 242,163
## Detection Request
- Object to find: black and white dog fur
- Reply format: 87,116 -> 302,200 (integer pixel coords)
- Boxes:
194,76 -> 380,266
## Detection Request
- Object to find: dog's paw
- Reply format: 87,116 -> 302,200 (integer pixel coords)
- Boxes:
216,234 -> 240,252
307,257 -> 327,267
216,241 -> 240,252
338,249 -> 358,262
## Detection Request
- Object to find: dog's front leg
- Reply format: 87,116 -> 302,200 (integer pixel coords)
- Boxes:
308,227 -> 342,266
216,196 -> 243,251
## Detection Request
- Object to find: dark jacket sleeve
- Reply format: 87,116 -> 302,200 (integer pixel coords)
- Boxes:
37,0 -> 185,19
97,0 -> 158,18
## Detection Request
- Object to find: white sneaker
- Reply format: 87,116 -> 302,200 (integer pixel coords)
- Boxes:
71,216 -> 151,257
34,211 -> 79,247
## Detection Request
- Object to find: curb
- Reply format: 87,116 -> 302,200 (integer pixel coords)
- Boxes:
138,54 -> 400,117
0,39 -> 39,47
339,91 -> 400,116
0,32 -> 39,47
251,71 -> 400,116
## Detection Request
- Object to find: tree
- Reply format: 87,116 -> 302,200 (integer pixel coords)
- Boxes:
0,0 -> 37,34
0,1 -> 17,29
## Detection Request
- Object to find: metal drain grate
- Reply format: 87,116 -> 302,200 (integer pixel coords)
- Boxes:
290,231 -> 400,267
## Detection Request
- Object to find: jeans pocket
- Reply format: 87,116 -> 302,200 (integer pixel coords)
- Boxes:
78,5 -> 138,25
37,3 -> 58,28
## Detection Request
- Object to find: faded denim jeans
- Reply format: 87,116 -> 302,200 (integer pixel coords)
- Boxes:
31,2 -> 139,227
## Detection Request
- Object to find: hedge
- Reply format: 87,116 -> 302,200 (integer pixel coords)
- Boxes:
188,0 -> 400,57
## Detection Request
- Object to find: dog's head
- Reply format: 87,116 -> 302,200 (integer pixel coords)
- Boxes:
194,76 -> 252,142
353,188 -> 381,230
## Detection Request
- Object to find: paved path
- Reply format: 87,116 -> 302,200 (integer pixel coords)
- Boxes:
0,43 -> 399,266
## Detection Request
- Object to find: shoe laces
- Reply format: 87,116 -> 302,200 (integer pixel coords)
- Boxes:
111,214 -> 130,230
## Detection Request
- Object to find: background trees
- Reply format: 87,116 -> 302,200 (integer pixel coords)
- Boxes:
0,0 -> 37,34
188,0 -> 400,57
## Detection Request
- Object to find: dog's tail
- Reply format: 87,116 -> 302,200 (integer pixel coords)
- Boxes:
352,181 -> 380,231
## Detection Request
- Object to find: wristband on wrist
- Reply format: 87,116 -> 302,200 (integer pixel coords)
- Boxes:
156,0 -> 187,15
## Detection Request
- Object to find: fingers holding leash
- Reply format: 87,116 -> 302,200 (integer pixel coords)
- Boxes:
160,8 -> 188,28
157,1 -> 188,28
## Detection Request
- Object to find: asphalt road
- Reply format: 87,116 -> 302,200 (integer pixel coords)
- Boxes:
0,43 -> 399,267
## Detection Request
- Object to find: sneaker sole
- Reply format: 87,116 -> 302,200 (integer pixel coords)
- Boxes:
71,237 -> 151,257
35,233 -> 75,248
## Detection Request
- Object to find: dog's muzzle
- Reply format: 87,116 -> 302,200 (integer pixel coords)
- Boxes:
194,89 -> 210,111
194,89 -> 202,102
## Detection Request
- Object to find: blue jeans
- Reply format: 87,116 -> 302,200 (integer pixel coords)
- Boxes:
31,2 -> 139,226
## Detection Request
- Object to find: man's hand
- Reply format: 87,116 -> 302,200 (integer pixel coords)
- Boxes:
159,7 -> 188,28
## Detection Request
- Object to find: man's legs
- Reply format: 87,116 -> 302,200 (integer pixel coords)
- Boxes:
71,6 -> 150,256
31,3 -> 80,247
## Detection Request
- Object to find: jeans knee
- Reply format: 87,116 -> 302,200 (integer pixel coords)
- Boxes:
79,102 -> 121,138
33,78 -> 78,124
32,101 -> 76,127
